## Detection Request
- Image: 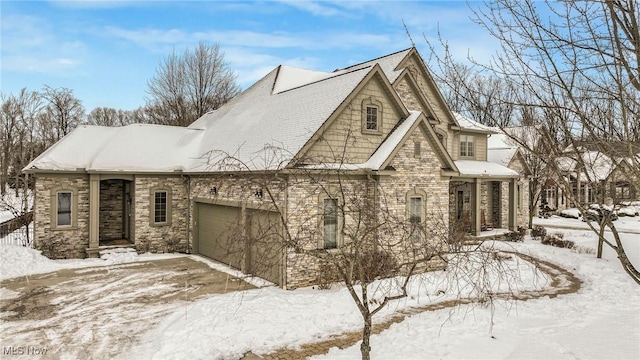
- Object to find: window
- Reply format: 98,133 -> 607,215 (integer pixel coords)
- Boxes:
150,186 -> 172,226
57,192 -> 72,226
366,106 -> 378,131
323,198 -> 338,249
616,183 -> 631,199
361,99 -> 383,134
50,186 -> 77,230
460,135 -> 474,157
517,184 -> 521,210
409,196 -> 423,242
154,191 -> 167,223
414,141 -> 421,158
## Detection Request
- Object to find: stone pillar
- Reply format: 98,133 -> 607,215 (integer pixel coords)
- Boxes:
473,178 -> 481,236
509,179 -> 517,231
89,174 -> 100,249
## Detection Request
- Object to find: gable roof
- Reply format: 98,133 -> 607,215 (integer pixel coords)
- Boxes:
300,111 -> 457,172
335,48 -> 411,83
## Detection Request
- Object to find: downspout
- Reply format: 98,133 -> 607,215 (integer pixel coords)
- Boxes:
282,174 -> 289,289
182,174 -> 192,254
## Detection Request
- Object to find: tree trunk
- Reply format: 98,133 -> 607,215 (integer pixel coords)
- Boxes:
597,224 -> 605,259
360,311 -> 372,360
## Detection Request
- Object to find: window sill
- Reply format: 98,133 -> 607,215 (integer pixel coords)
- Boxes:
51,226 -> 78,231
151,222 -> 172,227
362,129 -> 383,136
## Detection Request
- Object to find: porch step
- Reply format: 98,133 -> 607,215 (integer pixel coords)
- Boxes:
86,243 -> 136,258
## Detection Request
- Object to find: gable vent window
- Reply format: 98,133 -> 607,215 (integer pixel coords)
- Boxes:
414,141 -> 421,158
366,106 -> 378,131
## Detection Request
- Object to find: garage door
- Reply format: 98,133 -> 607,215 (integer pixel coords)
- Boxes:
247,209 -> 281,285
197,203 -> 244,270
197,203 -> 282,285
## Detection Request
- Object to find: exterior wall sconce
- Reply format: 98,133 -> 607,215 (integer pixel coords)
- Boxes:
210,186 -> 217,195
254,189 -> 263,199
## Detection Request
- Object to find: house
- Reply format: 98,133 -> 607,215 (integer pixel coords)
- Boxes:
550,143 -> 640,210
24,48 -> 529,289
453,114 -> 531,229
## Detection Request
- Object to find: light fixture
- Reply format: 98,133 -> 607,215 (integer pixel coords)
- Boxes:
210,186 -> 217,195
254,189 -> 263,199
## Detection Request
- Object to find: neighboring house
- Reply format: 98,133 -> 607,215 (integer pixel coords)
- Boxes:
551,144 -> 640,209
453,114 -> 531,230
24,48 -> 529,289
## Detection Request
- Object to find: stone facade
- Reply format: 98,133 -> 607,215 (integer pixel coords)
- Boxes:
34,174 -> 90,259
99,179 -> 124,241
134,176 -> 189,254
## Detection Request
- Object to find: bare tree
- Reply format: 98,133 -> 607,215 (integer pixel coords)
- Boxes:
86,107 -> 135,127
428,0 -> 639,283
203,139 -> 533,360
144,42 -> 240,126
40,86 -> 85,141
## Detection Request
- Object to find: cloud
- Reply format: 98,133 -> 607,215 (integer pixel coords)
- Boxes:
47,0 -> 142,9
0,14 -> 86,75
274,0 -> 344,17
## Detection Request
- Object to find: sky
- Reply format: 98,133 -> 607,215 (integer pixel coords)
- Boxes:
0,0 -> 499,111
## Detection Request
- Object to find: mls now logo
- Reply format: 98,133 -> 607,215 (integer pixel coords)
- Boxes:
3,346 -> 48,356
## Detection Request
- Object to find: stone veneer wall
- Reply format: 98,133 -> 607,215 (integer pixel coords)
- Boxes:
34,174 -> 90,259
99,179 -> 123,241
134,176 -> 189,253
379,129 -> 449,272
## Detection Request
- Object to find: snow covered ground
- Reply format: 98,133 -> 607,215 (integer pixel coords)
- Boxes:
1,215 -> 639,360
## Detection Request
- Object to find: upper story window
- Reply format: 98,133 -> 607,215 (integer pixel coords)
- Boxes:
366,106 -> 378,131
323,198 -> 338,249
460,135 -> 475,158
57,192 -> 72,227
361,98 -> 383,134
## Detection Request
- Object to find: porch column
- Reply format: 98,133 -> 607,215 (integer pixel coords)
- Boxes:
473,178 -> 481,236
509,179 -> 517,231
89,174 -> 100,249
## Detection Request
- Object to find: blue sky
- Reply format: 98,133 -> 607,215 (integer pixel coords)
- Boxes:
1,0 -> 498,111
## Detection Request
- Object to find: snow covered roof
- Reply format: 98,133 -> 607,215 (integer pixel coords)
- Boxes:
453,113 -> 497,133
335,48 -> 411,84
455,160 -> 519,178
25,124 -> 204,172
188,65 -> 374,171
557,151 -> 615,181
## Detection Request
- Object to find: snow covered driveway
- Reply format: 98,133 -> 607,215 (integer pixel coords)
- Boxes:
0,257 -> 254,359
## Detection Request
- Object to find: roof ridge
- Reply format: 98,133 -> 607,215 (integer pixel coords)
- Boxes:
333,48 -> 413,73
275,65 -> 373,94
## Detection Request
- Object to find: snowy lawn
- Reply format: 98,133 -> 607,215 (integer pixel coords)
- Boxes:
1,215 -> 639,360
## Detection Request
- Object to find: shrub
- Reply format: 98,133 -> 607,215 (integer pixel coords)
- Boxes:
531,225 -> 547,241
505,226 -> 526,242
541,232 -> 574,249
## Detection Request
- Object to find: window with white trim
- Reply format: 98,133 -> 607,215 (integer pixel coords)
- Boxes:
323,198 -> 338,249
460,135 -> 475,157
57,192 -> 72,226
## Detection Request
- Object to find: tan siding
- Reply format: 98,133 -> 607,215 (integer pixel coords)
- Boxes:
304,76 -> 404,164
